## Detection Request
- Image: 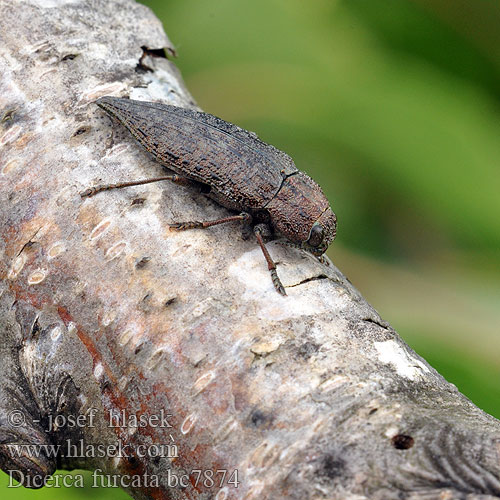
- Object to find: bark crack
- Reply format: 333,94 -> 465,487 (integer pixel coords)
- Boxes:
286,273 -> 329,289
16,226 -> 42,256
362,316 -> 390,329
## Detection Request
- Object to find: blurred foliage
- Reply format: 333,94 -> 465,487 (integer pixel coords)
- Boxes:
4,0 -> 500,497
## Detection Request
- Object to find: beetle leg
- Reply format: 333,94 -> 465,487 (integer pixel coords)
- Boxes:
254,224 -> 286,296
80,174 -> 194,198
317,254 -> 331,266
169,212 -> 252,231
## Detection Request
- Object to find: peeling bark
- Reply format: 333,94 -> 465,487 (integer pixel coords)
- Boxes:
1,1 -> 500,499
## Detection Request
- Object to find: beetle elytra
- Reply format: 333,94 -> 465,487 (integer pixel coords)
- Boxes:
82,97 -> 337,295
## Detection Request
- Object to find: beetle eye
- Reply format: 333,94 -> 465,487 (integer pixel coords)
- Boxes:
308,223 -> 324,247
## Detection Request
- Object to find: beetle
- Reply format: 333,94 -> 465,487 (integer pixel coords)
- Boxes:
82,97 -> 337,295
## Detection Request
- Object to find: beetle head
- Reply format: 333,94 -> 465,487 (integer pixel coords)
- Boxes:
301,207 -> 337,256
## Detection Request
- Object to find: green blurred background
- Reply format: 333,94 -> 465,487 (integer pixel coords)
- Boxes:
3,0 -> 500,496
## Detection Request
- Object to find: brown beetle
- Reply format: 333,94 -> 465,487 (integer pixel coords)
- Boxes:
82,97 -> 337,295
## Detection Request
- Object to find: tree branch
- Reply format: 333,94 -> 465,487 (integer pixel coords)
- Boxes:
1,1 -> 500,499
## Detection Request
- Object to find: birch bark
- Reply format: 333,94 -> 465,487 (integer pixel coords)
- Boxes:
1,1 -> 499,499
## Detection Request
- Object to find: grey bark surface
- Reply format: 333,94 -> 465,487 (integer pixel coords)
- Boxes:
1,1 -> 500,499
